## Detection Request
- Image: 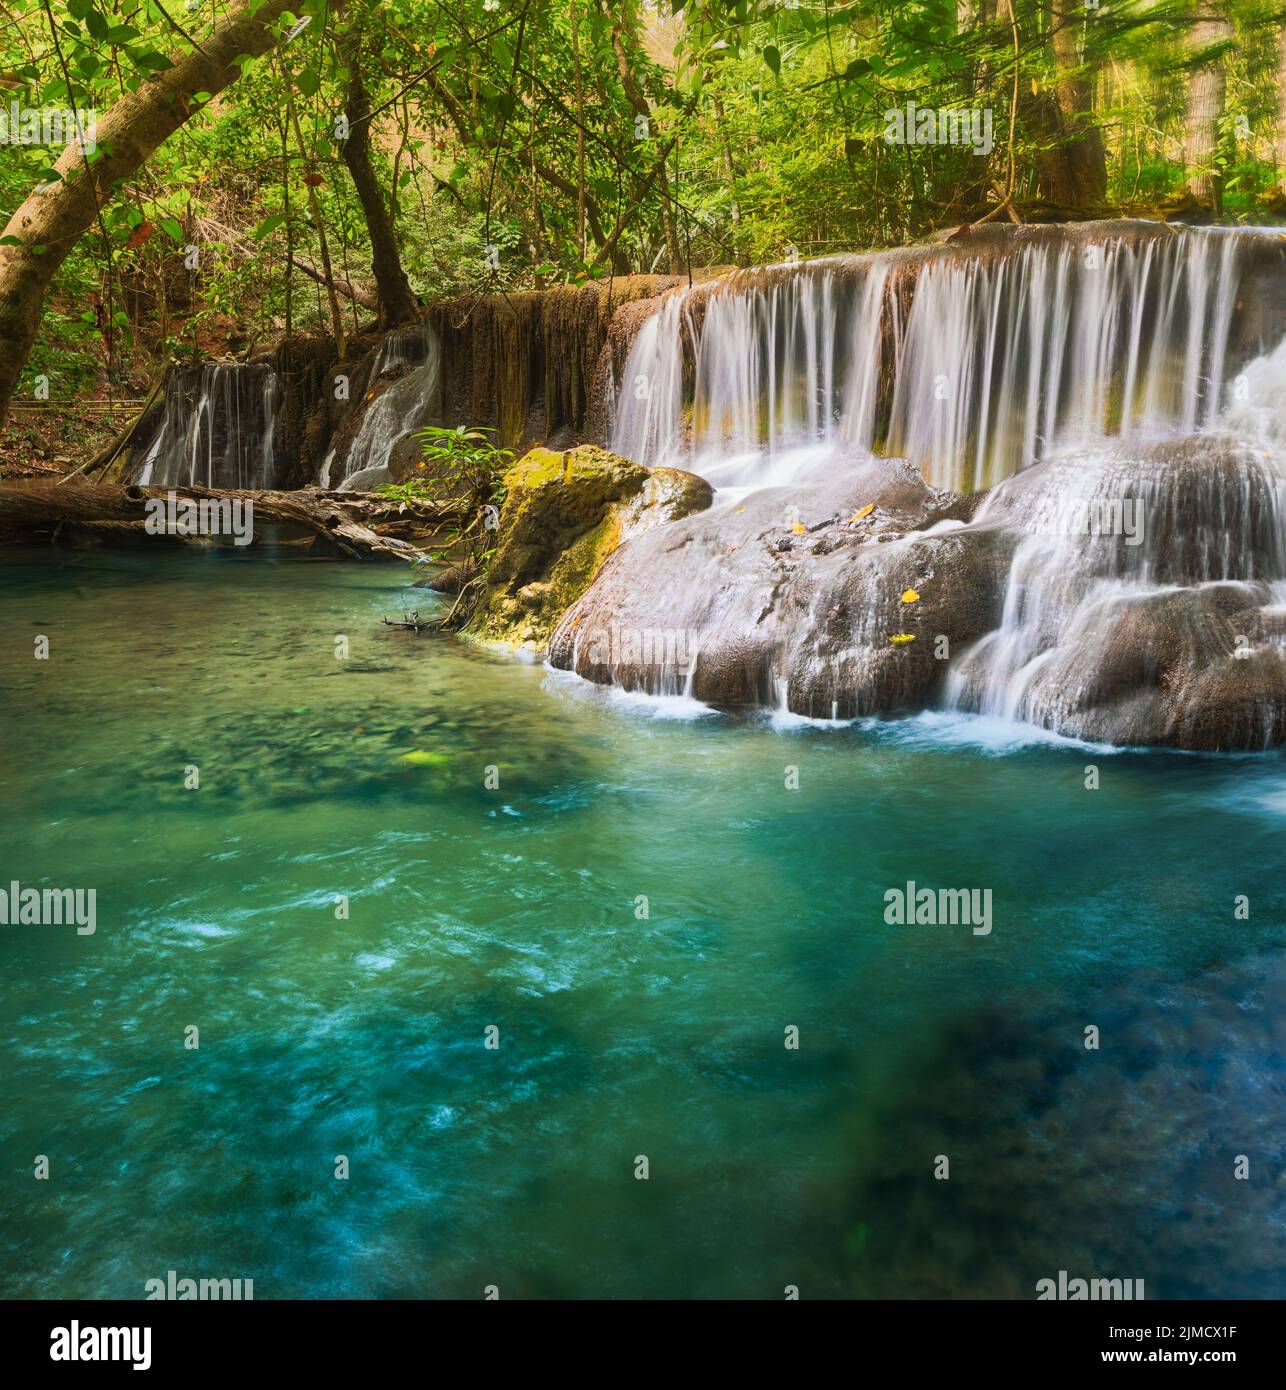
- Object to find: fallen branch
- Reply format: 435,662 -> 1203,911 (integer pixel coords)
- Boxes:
0,479 -> 433,561
382,611 -> 436,632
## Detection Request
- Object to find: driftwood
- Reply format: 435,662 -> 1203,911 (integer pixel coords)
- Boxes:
0,479 -> 459,561
382,611 -> 436,633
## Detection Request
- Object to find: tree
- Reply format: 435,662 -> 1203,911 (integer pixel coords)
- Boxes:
0,0 -> 295,431
340,25 -> 418,329
1185,0 -> 1233,208
1037,0 -> 1108,209
1276,20 -> 1286,194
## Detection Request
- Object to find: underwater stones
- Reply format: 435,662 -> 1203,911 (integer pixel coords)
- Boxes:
832,950 -> 1286,1298
466,444 -> 713,650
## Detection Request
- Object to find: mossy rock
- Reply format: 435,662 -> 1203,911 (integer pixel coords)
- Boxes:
468,444 -> 712,650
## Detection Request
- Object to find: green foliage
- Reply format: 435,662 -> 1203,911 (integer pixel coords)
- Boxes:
2,0 -> 1285,410
408,423 -> 513,507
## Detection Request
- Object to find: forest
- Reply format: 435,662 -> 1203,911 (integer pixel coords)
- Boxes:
4,0 -> 1286,1323
1,0 -> 1284,463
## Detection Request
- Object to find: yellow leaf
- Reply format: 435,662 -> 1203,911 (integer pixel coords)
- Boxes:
848,503 -> 875,522
792,522 -> 806,534
901,588 -> 920,603
1031,78 -> 1038,96
889,633 -> 916,645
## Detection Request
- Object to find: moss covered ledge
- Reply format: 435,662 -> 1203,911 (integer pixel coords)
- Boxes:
466,444 -> 712,651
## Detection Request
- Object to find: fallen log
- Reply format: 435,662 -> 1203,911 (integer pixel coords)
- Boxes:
0,479 -> 457,561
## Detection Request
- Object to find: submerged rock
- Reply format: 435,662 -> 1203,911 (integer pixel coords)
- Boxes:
467,444 -> 712,650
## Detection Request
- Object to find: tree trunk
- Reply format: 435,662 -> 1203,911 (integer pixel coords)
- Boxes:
341,37 -> 418,328
1277,25 -> 1286,194
0,478 -> 450,559
0,0 -> 295,435
608,0 -> 681,273
1038,0 -> 1108,209
1185,2 -> 1232,209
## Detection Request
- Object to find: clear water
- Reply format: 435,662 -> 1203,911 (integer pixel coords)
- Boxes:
2,550 -> 1284,1299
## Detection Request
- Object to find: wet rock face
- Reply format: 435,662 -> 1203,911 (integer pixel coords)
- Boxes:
550,455 -> 1008,714
949,435 -> 1286,749
544,437 -> 1286,751
467,444 -> 712,650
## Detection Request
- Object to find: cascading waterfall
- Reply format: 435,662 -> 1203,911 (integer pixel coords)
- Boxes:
327,322 -> 442,489
944,436 -> 1286,731
611,225 -> 1249,493
558,224 -> 1286,748
134,362 -> 279,489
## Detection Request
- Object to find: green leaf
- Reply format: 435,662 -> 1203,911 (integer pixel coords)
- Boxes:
158,217 -> 185,243
254,213 -> 286,239
762,46 -> 780,77
131,51 -> 174,73
296,68 -> 320,98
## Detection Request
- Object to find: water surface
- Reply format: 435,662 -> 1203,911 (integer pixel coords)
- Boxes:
2,549 -> 1283,1298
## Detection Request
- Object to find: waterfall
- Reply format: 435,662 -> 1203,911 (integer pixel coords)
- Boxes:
134,362 -> 279,490
610,225 -> 1254,494
944,436 -> 1286,728
329,322 -> 442,489
559,224 -> 1286,748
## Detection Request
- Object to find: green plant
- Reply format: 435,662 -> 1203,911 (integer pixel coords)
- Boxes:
411,424 -> 514,506
386,423 -> 516,630
374,476 -> 439,510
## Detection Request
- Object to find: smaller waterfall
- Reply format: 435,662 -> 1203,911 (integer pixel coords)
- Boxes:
330,322 -> 442,489
135,362 -> 279,489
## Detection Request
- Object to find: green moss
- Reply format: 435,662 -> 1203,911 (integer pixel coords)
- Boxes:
466,443 -> 710,651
